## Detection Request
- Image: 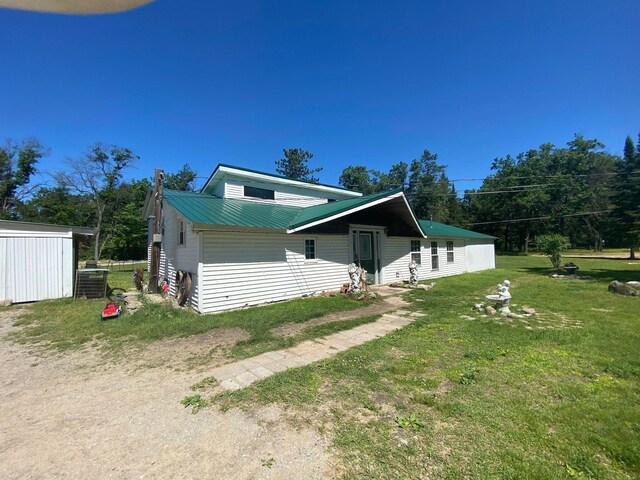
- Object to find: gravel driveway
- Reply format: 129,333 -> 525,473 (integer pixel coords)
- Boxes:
0,308 -> 330,479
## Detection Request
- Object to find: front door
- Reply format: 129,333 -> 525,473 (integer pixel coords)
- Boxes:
351,227 -> 382,284
358,232 -> 375,283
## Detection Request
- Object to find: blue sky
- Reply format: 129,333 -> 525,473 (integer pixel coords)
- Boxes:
1,0 -> 638,191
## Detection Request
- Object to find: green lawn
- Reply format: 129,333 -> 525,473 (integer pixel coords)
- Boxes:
212,256 -> 640,479
9,292 -> 375,358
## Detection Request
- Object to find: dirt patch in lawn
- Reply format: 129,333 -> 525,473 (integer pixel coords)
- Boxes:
132,327 -> 252,371
0,309 -> 331,479
271,294 -> 409,338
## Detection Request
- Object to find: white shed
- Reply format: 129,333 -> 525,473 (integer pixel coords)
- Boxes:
0,220 -> 93,304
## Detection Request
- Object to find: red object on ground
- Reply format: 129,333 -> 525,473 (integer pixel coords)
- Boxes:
101,302 -> 122,320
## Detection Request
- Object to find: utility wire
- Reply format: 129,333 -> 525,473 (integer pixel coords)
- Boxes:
468,210 -> 611,226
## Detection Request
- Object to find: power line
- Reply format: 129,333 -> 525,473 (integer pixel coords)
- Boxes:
468,210 -> 611,226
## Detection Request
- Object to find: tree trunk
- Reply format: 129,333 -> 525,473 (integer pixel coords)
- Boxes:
631,246 -> 636,260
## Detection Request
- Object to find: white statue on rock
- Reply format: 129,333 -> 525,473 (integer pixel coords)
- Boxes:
486,279 -> 511,309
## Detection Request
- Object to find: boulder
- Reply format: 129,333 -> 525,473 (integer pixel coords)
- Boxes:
0,298 -> 12,307
608,281 -> 639,296
522,307 -> 536,315
485,306 -> 497,315
499,306 -> 511,316
627,281 -> 640,289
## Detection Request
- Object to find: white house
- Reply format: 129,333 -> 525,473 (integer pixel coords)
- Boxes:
145,164 -> 496,313
0,220 -> 93,303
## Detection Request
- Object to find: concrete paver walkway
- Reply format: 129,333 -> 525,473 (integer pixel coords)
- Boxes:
211,310 -> 418,391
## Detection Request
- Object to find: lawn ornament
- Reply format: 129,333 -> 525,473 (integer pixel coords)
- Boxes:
133,269 -> 144,291
347,263 -> 361,293
408,261 -> 418,284
486,279 -> 511,310
101,301 -> 122,320
359,268 -> 368,291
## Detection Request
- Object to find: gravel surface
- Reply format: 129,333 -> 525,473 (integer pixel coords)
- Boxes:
0,308 -> 330,479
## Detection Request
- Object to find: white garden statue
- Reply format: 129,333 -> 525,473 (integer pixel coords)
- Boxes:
408,260 -> 419,284
347,263 -> 361,293
486,279 -> 511,306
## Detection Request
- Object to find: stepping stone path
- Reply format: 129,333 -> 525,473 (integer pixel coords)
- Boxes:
210,310 -> 417,391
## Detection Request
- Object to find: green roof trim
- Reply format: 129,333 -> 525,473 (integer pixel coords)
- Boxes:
288,188 -> 404,230
163,190 -> 302,230
200,163 -> 359,194
418,220 -> 496,239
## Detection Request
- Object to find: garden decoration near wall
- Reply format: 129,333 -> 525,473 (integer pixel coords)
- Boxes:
408,261 -> 419,284
347,263 -> 361,293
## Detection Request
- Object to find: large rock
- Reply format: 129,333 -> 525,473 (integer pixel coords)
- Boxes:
608,281 -> 639,296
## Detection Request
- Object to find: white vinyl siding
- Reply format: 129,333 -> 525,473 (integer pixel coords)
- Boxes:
223,175 -> 336,207
199,232 -> 348,313
381,237 -> 467,283
159,204 -> 200,309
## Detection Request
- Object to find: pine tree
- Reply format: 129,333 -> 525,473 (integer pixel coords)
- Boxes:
612,134 -> 640,258
275,148 -> 322,182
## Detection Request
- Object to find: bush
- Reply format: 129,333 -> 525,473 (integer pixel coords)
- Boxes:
535,234 -> 571,269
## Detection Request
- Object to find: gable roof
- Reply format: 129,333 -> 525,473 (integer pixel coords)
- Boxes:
200,163 -> 361,198
418,220 -> 496,239
287,188 -> 420,232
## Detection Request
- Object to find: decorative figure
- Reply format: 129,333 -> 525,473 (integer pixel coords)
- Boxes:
408,261 -> 419,284
360,268 -> 368,291
347,263 -> 361,293
486,279 -> 511,306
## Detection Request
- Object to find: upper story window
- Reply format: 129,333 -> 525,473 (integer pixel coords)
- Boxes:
447,241 -> 454,262
178,220 -> 185,245
410,240 -> 421,265
244,185 -> 275,200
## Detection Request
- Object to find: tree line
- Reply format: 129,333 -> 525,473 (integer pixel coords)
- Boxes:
1,132 -> 638,260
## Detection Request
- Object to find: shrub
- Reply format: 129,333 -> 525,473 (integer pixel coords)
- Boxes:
535,234 -> 571,269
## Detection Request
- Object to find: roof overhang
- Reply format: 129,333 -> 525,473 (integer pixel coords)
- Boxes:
287,191 -> 426,237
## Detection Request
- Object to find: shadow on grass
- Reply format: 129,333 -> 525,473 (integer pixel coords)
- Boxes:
521,266 -> 639,283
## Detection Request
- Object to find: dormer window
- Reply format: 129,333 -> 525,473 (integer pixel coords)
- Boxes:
244,185 -> 275,200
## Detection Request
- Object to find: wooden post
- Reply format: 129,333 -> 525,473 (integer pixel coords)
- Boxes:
148,168 -> 164,293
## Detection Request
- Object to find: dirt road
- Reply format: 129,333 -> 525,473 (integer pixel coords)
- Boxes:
0,308 -> 330,479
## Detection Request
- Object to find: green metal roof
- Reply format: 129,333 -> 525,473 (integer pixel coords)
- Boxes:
163,190 -> 302,229
288,188 -> 403,229
419,220 -> 496,239
164,189 -> 494,240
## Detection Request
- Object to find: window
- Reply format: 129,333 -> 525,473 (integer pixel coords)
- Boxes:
244,185 -> 275,200
178,220 -> 185,245
410,240 -> 421,265
447,241 -> 454,263
431,241 -> 439,270
304,239 -> 316,261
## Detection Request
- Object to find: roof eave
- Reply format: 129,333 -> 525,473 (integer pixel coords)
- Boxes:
287,190 -> 424,236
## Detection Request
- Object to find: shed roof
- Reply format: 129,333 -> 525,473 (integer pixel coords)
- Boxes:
0,220 -> 93,236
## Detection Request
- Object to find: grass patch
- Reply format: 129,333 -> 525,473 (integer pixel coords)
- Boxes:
212,256 -> 640,479
8,292 -> 375,356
